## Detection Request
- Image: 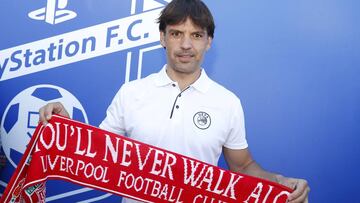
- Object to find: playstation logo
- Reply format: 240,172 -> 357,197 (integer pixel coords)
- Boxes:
28,0 -> 77,25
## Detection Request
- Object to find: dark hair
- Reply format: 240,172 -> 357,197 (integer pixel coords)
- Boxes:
157,0 -> 215,38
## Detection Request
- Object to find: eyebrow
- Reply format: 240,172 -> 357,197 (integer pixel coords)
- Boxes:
192,31 -> 207,35
167,29 -> 182,33
167,29 -> 207,35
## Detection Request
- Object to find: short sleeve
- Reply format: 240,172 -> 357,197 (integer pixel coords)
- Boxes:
99,86 -> 126,136
223,99 -> 248,149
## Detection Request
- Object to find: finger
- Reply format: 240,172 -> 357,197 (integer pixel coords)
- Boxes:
288,179 -> 308,200
290,180 -> 307,200
38,106 -> 47,124
288,190 -> 308,203
53,102 -> 70,117
289,185 -> 310,203
44,103 -> 56,121
39,103 -> 56,125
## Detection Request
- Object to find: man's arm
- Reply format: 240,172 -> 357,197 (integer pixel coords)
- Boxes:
223,147 -> 310,203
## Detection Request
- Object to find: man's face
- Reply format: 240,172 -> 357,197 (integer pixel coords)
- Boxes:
160,18 -> 212,75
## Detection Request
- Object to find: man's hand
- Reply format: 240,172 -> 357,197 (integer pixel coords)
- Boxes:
276,174 -> 310,203
39,102 -> 70,125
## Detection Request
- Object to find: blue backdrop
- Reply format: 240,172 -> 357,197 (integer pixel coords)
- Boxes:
1,0 -> 359,202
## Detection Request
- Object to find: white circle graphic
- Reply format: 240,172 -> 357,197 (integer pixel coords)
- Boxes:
0,84 -> 88,168
193,111 -> 211,130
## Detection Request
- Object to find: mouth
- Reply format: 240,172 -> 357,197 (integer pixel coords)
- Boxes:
176,53 -> 194,62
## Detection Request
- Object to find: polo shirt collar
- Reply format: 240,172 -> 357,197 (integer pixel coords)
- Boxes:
191,68 -> 211,93
155,65 -> 173,87
155,64 -> 211,93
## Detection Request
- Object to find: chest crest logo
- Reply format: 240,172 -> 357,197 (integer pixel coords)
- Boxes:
193,111 -> 211,130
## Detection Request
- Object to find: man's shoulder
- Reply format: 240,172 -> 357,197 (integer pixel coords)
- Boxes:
209,80 -> 240,103
121,73 -> 157,92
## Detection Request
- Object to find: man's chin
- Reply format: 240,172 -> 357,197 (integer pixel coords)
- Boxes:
172,64 -> 200,74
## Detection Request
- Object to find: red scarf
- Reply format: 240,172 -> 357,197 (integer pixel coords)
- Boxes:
1,115 -> 292,203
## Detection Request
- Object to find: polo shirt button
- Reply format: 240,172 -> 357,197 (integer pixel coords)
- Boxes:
176,105 -> 179,109
172,84 -> 176,87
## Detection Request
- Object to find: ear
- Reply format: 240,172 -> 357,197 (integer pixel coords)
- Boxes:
206,36 -> 213,51
160,31 -> 166,48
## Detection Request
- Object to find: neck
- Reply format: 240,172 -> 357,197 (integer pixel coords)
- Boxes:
166,66 -> 201,91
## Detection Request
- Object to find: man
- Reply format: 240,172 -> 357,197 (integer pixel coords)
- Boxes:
39,0 -> 310,202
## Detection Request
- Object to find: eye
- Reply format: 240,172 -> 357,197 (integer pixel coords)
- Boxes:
170,31 -> 182,38
192,33 -> 203,39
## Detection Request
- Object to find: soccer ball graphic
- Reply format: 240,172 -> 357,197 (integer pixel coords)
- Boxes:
0,84 -> 88,168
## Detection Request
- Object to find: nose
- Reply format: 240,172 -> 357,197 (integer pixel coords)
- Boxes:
180,35 -> 192,50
